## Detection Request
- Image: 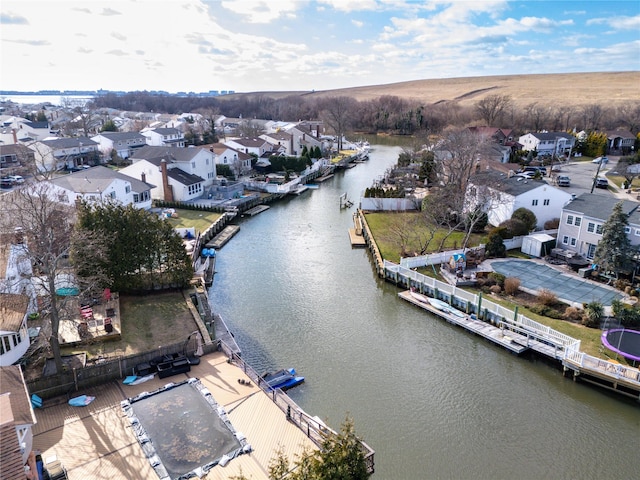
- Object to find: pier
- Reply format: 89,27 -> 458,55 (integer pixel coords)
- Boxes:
205,225 -> 240,250
244,205 -> 270,216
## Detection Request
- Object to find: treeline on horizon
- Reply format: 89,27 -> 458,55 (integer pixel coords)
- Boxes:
93,91 -> 640,136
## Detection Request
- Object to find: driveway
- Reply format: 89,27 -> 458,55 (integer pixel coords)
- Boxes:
490,259 -> 623,306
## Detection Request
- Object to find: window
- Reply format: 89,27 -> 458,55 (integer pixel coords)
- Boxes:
587,244 -> 597,259
570,238 -> 577,246
575,217 -> 582,227
532,199 -> 538,206
192,161 -> 196,169
625,226 -> 631,234
562,236 -> 569,245
567,215 -> 574,225
543,199 -> 550,206
125,186 -> 131,194
587,222 -> 595,233
596,224 -> 603,235
635,229 -> 640,236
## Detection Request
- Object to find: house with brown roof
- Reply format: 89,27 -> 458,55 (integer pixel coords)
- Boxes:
605,130 -> 636,155
0,294 -> 31,367
0,365 -> 38,479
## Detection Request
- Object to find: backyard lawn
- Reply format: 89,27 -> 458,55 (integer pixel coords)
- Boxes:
163,208 -> 222,233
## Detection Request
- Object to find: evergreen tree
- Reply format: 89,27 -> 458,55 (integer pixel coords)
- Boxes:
593,201 -> 634,278
511,207 -> 537,232
486,229 -> 507,258
100,119 -> 118,132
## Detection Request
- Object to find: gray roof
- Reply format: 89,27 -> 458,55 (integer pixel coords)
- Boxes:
229,138 -> 267,147
42,136 -> 98,148
148,128 -> 180,135
470,170 -> 547,196
131,145 -> 204,164
563,193 -> 639,221
527,132 -> 574,141
94,132 -> 145,141
50,165 -> 154,194
166,168 -> 204,186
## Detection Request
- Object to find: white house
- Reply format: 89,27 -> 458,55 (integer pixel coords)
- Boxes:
556,193 -> 640,260
0,365 -> 38,477
467,170 -> 574,229
121,145 -> 215,202
0,294 -> 31,367
91,131 -> 147,160
0,116 -> 52,145
223,137 -> 271,157
141,127 -> 185,147
28,137 -> 100,172
207,143 -> 252,177
260,131 -> 294,156
48,165 -> 154,209
518,132 -> 576,157
284,121 -> 323,156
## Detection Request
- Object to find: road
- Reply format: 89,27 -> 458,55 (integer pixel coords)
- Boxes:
548,156 -> 631,200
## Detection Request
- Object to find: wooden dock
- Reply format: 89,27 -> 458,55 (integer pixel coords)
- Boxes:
206,225 -> 240,250
398,290 -> 529,355
315,173 -> 334,183
244,205 -> 270,216
348,229 -> 367,247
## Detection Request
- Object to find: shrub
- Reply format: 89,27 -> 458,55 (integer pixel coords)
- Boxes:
543,218 -> 560,230
582,301 -> 604,328
529,304 -> 563,319
490,285 -> 502,294
562,306 -> 583,322
504,277 -> 521,295
488,272 -> 506,287
537,288 -> 557,306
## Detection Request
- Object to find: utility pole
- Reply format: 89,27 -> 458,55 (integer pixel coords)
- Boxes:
590,158 -> 604,193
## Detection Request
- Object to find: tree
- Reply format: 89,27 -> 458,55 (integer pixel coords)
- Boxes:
583,301 -> 604,328
593,202 -> 634,279
485,229 -> 506,258
511,207 -> 537,232
100,119 -> 118,132
320,96 -> 358,152
267,416 -> 370,480
0,183 -> 108,373
75,201 -> 193,292
474,94 -> 512,125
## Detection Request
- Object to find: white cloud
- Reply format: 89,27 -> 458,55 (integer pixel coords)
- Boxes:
587,15 -> 640,30
219,0 -> 299,23
352,19 -> 364,28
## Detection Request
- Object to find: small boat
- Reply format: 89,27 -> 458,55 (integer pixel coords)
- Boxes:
410,290 -> 431,304
261,368 -> 305,391
428,298 -> 466,318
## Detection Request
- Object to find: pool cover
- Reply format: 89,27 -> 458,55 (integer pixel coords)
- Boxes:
121,378 -> 251,479
491,259 -> 622,306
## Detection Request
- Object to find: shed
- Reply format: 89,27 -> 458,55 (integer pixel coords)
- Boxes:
449,253 -> 466,271
521,233 -> 555,258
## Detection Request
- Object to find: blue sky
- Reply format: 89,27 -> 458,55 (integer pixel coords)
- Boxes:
1,0 -> 639,94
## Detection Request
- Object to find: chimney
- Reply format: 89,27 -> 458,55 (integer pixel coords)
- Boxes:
11,128 -> 17,144
161,159 -> 174,202
141,172 -> 146,183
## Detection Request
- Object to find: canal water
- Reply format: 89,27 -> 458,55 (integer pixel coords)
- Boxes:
209,145 -> 640,479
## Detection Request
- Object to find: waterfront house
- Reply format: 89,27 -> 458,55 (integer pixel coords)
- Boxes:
91,131 -> 147,160
466,170 -> 574,229
140,127 -> 185,147
47,165 -> 154,209
206,142 -> 252,177
284,121 -> 323,156
0,294 -> 31,367
518,131 -> 576,157
122,145 -> 215,202
223,137 -> 271,158
0,365 -> 38,477
556,193 -> 640,260
260,131 -> 295,156
28,137 -> 99,173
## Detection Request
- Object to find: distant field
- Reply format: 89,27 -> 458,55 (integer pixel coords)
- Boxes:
226,71 -> 640,109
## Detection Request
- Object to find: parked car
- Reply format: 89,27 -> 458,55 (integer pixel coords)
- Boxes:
592,156 -> 609,164
522,166 -> 547,176
0,177 -> 14,189
514,171 -> 536,180
7,175 -> 24,184
557,175 -> 571,187
595,177 -> 609,189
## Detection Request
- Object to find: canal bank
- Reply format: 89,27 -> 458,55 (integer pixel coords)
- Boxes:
209,144 -> 640,480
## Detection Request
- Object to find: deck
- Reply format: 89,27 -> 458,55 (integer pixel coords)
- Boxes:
398,290 -> 529,355
244,205 -> 270,216
206,225 -> 240,250
31,351 -> 319,480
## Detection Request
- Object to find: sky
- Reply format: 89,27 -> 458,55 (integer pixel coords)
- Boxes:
1,0 -> 639,94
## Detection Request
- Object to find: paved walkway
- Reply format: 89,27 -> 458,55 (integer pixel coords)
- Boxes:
490,259 -> 623,306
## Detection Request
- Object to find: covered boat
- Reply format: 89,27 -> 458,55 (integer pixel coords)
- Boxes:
261,368 -> 304,391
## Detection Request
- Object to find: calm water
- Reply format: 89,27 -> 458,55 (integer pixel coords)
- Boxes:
209,145 -> 640,480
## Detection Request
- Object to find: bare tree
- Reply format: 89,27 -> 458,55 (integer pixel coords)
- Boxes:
580,103 -> 606,131
236,119 -> 264,138
474,94 -> 512,126
524,102 -> 552,131
319,96 -> 358,151
617,102 -> 640,135
0,183 -> 107,373
61,98 -> 102,137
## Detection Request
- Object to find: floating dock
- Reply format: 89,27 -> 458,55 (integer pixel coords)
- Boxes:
206,225 -> 240,250
398,290 -> 529,355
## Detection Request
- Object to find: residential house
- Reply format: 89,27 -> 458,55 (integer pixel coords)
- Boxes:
466,170 -> 574,229
0,294 -> 31,367
605,130 -> 636,155
141,127 -> 185,147
518,132 -> 576,157
468,126 -> 519,163
91,132 -> 147,160
28,137 -> 99,173
0,365 -> 38,478
260,131 -> 294,156
284,121 -> 323,156
121,145 -> 215,202
223,137 -> 271,158
206,143 -> 252,176
0,144 -> 34,174
556,193 -> 640,260
0,116 -> 52,145
47,165 -> 154,209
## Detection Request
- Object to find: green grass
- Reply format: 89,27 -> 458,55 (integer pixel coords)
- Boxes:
365,211 -> 487,262
164,208 -> 222,233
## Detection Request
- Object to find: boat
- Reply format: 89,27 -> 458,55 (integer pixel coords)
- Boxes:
428,298 -> 466,318
261,368 -> 305,391
409,290 -> 431,304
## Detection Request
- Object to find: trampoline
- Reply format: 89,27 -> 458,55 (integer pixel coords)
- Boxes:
601,329 -> 640,362
121,378 -> 251,479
